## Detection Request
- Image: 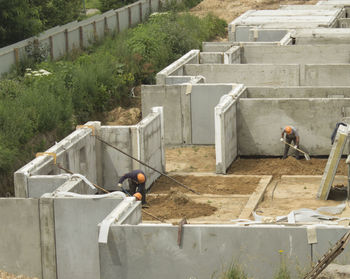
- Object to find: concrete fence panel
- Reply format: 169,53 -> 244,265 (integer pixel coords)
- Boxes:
0,198 -> 42,278
118,7 -> 130,31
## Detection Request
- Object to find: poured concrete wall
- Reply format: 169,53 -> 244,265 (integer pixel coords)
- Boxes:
0,198 -> 42,278
99,224 -> 350,279
237,98 -> 350,156
241,44 -> 350,64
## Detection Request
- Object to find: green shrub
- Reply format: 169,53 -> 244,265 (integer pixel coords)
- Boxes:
100,0 -> 137,12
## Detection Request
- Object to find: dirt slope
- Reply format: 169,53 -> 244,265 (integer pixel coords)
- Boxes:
190,0 -> 319,24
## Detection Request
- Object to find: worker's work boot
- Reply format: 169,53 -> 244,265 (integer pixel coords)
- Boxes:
142,203 -> 150,209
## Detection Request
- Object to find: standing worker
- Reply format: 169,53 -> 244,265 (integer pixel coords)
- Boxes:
118,169 -> 148,207
280,126 -> 300,160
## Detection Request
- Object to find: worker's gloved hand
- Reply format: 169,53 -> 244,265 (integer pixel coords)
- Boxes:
280,138 -> 284,142
294,145 -> 297,149
117,183 -> 122,187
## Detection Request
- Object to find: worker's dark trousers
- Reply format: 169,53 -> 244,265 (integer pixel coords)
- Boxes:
129,180 -> 146,204
283,135 -> 300,159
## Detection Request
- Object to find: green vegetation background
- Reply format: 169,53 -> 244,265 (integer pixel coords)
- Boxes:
0,0 -> 226,195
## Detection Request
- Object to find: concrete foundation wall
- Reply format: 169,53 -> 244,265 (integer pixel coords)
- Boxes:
184,64 -> 300,86
27,175 -> 70,198
242,45 -> 350,64
14,121 -> 100,198
99,224 -> 350,279
246,86 -> 350,98
0,198 -> 42,278
237,98 -> 350,156
99,126 -> 134,190
191,84 -> 240,144
184,64 -> 350,86
141,84 -> 190,145
137,107 -> 165,188
156,50 -> 200,85
293,29 -> 350,44
54,197 -> 123,279
215,93 -> 239,174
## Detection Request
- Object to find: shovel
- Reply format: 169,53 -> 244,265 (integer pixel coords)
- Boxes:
281,140 -> 310,161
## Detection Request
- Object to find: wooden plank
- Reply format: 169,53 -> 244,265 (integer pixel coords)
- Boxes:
239,176 -> 272,219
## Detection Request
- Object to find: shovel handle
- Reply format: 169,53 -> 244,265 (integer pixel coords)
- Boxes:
282,140 -> 307,155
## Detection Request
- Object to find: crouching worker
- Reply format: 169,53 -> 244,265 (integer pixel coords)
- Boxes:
118,169 -> 147,207
280,125 -> 300,160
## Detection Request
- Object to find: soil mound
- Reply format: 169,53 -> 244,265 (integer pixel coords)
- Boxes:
143,190 -> 217,220
104,107 -> 141,125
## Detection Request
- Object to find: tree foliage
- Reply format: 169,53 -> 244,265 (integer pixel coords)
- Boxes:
0,0 -> 42,47
100,0 -> 137,12
0,0 -> 83,48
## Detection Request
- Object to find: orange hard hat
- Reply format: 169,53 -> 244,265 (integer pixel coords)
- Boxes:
133,192 -> 142,201
137,173 -> 145,183
285,126 -> 292,134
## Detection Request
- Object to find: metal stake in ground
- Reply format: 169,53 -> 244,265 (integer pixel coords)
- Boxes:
95,135 -> 200,195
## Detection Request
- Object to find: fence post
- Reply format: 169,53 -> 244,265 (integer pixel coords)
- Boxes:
128,7 -> 132,28
93,21 -> 98,42
64,29 -> 69,54
79,26 -> 84,49
49,36 -> 54,60
139,2 -> 143,22
116,11 -> 120,33
14,48 -> 19,66
149,0 -> 152,14
104,17 -> 109,34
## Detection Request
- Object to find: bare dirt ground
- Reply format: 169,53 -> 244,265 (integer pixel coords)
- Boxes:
190,0 -> 319,24
0,270 -> 38,279
142,146 -> 350,223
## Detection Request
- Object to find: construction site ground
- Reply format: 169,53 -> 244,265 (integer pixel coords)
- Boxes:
142,146 -> 350,225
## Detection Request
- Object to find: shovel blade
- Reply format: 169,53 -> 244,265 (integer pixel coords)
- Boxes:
304,153 -> 311,161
